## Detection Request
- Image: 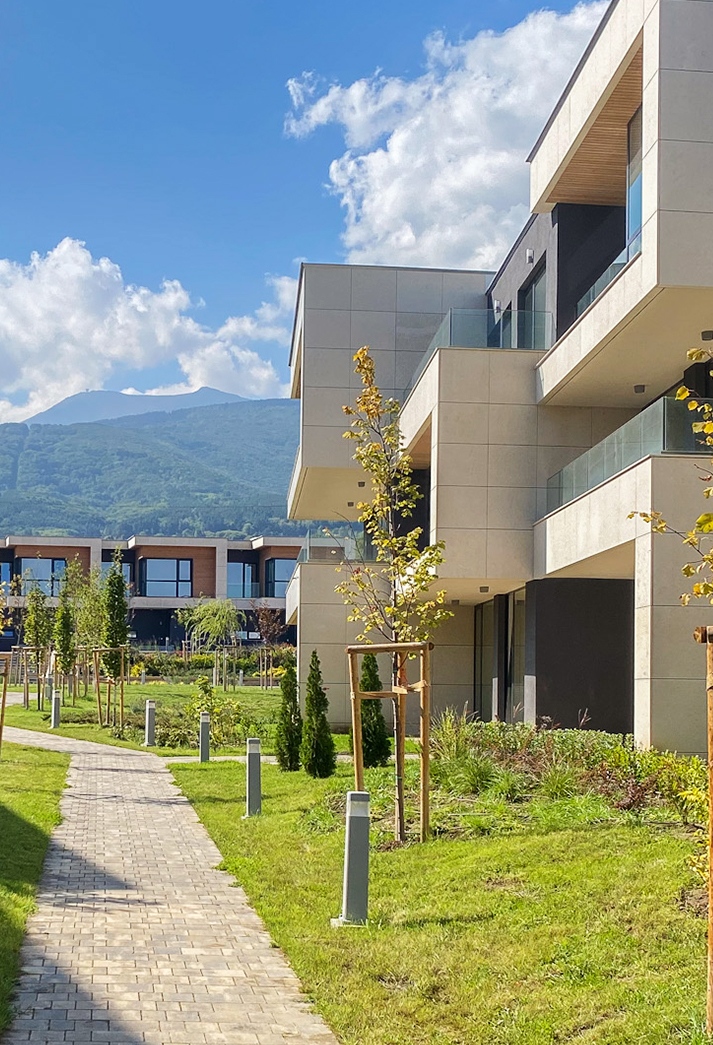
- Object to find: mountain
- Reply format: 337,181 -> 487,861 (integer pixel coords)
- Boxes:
0,399 -> 304,539
26,386 -> 245,425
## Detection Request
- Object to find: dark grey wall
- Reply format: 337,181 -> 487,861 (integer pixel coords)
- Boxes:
488,214 -> 558,327
525,578 -> 634,734
488,204 -> 626,342
556,204 -> 625,335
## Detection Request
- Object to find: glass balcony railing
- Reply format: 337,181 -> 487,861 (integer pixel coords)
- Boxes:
296,529 -> 377,565
545,397 -> 713,514
227,582 -> 261,599
406,307 -> 554,397
575,237 -> 642,319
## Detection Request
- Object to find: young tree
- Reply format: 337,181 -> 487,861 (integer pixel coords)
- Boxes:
275,658 -> 302,771
53,572 -> 77,695
300,650 -> 336,778
182,599 -> 244,651
103,549 -> 128,679
24,583 -> 53,709
335,345 -> 453,644
356,653 -> 391,769
73,565 -> 107,652
335,345 -> 453,836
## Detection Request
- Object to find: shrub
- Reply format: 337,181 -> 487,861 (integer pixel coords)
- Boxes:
539,763 -> 579,800
356,654 -> 391,769
300,650 -> 336,778
275,662 -> 302,771
433,753 -> 497,796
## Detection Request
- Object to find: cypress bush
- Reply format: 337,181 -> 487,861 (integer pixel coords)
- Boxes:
301,650 -> 336,778
275,661 -> 302,771
358,653 -> 392,768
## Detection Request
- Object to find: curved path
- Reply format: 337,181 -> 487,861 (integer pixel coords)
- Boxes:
1,727 -> 338,1045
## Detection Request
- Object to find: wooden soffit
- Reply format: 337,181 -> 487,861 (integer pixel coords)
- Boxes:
546,47 -> 642,208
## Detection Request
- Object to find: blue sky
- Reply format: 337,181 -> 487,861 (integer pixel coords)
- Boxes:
0,0 -> 606,419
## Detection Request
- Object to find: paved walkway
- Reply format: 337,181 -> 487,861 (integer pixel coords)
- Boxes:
1,727 -> 338,1045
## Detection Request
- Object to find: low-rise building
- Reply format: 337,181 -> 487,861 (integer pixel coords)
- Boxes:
1,534 -> 300,649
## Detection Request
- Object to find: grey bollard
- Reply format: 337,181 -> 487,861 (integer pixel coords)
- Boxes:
199,711 -> 210,763
50,690 -> 61,729
238,669 -> 244,687
140,669 -> 146,685
245,738 -> 262,817
332,791 -> 370,927
144,700 -> 156,747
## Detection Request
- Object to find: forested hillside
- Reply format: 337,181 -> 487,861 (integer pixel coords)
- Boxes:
0,399 -> 303,538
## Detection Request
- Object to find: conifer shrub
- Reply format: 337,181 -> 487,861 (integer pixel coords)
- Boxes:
301,650 -> 336,778
356,653 -> 391,769
276,661 -> 302,771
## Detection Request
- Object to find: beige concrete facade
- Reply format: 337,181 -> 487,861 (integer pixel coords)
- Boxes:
286,0 -> 713,751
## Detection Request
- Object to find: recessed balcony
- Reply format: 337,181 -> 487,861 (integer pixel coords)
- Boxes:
406,307 -> 554,396
545,396 -> 711,514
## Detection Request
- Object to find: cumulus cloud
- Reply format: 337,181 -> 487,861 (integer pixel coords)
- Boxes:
286,2 -> 608,270
0,239 -> 296,421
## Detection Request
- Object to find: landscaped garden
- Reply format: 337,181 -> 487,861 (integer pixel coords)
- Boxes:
0,743 -> 68,1034
171,713 -> 712,1045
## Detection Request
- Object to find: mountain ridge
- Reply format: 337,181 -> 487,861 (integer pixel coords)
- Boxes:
26,386 -> 247,425
0,399 -> 303,539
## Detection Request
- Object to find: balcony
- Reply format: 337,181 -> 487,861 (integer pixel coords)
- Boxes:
575,239 -> 641,320
227,582 -> 261,600
545,396 -> 712,514
406,307 -> 554,396
296,529 -> 377,565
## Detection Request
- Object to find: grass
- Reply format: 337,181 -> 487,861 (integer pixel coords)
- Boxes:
0,743 -> 68,1033
172,759 -> 711,1045
2,683 -> 412,757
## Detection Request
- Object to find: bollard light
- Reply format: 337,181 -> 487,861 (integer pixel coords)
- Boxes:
332,791 -> 370,927
50,690 -> 61,729
199,711 -> 210,763
244,738 -> 262,817
144,700 -> 156,747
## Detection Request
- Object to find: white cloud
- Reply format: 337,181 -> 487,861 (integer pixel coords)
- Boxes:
0,239 -> 296,421
286,2 -> 608,270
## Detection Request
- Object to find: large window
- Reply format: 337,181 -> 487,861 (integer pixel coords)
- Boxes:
17,557 -> 66,596
100,561 -> 133,589
139,558 -> 192,598
227,561 -> 257,599
0,562 -> 11,590
626,106 -> 642,259
264,558 -> 295,598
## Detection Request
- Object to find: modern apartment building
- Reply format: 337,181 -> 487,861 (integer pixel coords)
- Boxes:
1,534 -> 300,649
287,0 -> 713,754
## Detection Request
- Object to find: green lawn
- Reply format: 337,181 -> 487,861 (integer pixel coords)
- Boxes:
0,743 -> 68,1033
172,759 -> 710,1045
2,684 -> 363,755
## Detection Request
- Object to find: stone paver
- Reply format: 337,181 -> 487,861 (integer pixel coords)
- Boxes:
1,727 -> 338,1045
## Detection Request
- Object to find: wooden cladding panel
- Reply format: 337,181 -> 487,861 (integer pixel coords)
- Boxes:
546,48 -> 642,207
14,545 -> 91,574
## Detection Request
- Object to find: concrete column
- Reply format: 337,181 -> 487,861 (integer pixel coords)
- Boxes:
634,525 -> 708,755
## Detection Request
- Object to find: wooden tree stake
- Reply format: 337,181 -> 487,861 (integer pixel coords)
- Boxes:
694,624 -> 713,1034
347,642 -> 432,843
0,654 -> 11,759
